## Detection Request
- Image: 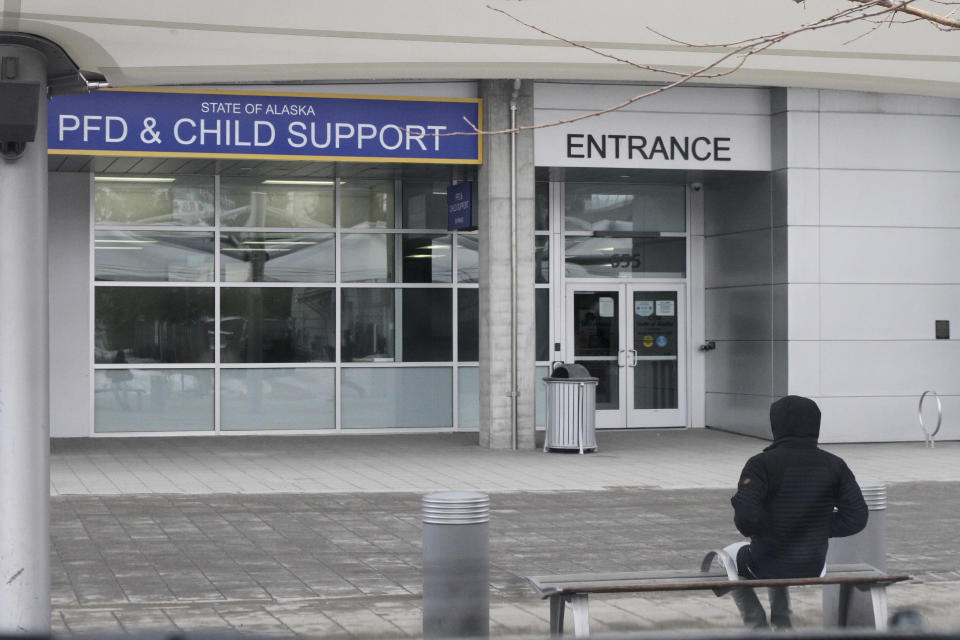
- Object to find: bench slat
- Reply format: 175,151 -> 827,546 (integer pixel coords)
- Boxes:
526,563 -> 909,599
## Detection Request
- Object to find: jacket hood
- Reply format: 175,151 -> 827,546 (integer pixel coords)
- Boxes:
769,395 -> 820,441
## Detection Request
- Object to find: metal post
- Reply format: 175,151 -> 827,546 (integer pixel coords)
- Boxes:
823,481 -> 887,628
0,43 -> 50,634
422,492 -> 489,638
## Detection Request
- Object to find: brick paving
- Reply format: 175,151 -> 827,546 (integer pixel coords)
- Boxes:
47,430 -> 960,637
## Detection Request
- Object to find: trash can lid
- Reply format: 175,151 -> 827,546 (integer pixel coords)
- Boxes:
549,363 -> 593,379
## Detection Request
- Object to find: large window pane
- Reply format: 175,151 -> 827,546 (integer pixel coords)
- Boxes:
535,236 -> 550,284
457,235 -> 479,283
221,368 -> 335,430
402,289 -> 452,362
95,231 -> 214,282
220,287 -> 335,363
95,287 -> 214,364
94,369 -> 213,432
341,179 -> 394,228
342,288 -> 395,362
401,234 -> 451,283
565,183 -> 685,232
458,366 -> 479,430
341,233 -> 395,282
565,236 -> 686,278
402,181 -> 449,229
458,288 -> 479,362
94,176 -> 214,226
221,232 -> 335,282
342,367 -> 452,428
536,288 -> 550,362
220,178 -> 334,228
535,181 -> 550,231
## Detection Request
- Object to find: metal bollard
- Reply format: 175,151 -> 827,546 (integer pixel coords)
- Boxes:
422,491 -> 490,638
823,481 -> 887,627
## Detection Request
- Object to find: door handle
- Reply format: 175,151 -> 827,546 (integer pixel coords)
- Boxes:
627,349 -> 638,367
617,349 -> 626,367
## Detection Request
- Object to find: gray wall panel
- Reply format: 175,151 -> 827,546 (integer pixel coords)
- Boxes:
819,395 -> 960,444
821,227 -> 960,284
705,393 -> 775,439
820,341 -> 960,397
820,90 -> 960,116
705,286 -> 772,341
705,230 -> 773,289
821,284 -> 960,341
820,170 -> 960,228
49,172 -> 91,438
821,113 -> 960,171
705,341 -> 773,396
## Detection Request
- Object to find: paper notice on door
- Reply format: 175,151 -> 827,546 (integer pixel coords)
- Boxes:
656,300 -> 675,316
598,297 -> 614,318
635,300 -> 654,316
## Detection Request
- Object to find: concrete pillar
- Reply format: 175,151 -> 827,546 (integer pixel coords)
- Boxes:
478,80 -> 536,449
0,44 -> 50,633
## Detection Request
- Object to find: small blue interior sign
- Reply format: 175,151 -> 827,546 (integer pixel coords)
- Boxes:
447,182 -> 474,230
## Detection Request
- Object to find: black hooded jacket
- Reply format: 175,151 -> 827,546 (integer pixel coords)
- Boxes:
730,396 -> 868,579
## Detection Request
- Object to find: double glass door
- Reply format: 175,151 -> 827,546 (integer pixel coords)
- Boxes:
566,284 -> 686,428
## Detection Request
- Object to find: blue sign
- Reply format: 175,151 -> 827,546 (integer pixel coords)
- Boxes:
447,181 -> 474,230
48,88 -> 482,164
656,336 -> 668,348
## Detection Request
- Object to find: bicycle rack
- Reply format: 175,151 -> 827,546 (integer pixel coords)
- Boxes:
918,390 -> 942,448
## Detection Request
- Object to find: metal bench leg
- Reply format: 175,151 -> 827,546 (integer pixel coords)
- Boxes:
549,594 -> 565,637
568,593 -> 590,637
870,586 -> 888,631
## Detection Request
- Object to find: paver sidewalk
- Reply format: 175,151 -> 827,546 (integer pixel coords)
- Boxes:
48,429 -> 960,637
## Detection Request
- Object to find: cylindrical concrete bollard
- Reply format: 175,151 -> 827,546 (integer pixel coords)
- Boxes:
422,491 -> 490,638
823,481 -> 887,627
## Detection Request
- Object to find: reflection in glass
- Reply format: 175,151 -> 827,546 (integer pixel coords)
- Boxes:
535,181 -> 550,231
220,178 -> 334,228
95,231 -> 214,282
342,367 -> 452,428
536,365 -> 548,427
220,288 -> 335,363
535,236 -> 550,284
341,233 -> 395,282
221,368 -> 335,430
220,232 -> 335,282
457,235 -> 479,283
341,288 -> 395,362
564,236 -> 686,278
458,288 -> 479,362
401,234 -> 451,283
565,183 -> 685,232
572,291 -> 619,410
341,180 -> 394,228
458,367 -> 479,430
402,289 -> 452,362
94,176 -> 215,226
94,369 -> 214,432
95,287 -> 214,364
402,181 -> 450,229
535,288 -> 549,362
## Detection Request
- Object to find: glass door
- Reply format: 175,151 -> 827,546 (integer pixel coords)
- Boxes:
567,288 -> 626,428
566,284 -> 685,428
626,285 -> 686,427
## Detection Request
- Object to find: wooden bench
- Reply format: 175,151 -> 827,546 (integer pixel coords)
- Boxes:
525,562 -> 910,637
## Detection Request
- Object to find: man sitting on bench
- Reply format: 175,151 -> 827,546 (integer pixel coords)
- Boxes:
724,395 -> 869,630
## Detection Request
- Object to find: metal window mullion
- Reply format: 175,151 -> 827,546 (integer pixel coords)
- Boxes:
94,224 -> 217,232
88,170 -> 97,436
334,175 -> 342,431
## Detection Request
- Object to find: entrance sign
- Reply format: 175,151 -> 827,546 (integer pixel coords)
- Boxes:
534,108 -> 770,171
447,181 -> 475,230
49,88 -> 482,164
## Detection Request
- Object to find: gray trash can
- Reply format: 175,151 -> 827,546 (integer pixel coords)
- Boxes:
543,363 -> 598,454
823,481 -> 887,627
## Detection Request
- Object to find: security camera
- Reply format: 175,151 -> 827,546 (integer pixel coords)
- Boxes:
690,182 -> 703,192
